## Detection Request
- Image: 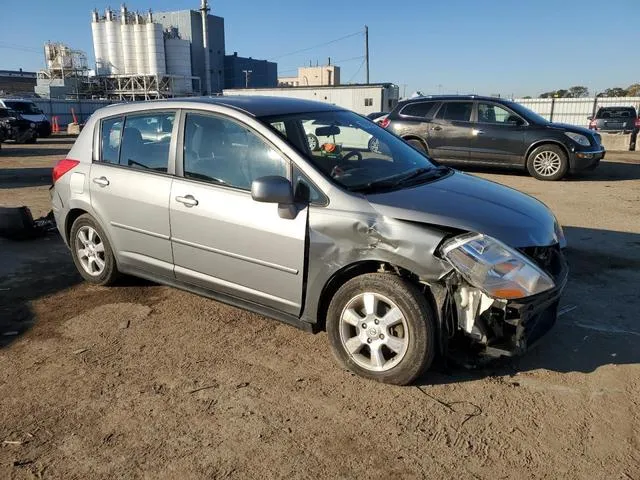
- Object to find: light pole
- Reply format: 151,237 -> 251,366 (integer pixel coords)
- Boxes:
242,69 -> 252,88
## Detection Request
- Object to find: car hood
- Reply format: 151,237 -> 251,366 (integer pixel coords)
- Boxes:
366,171 -> 560,248
547,123 -> 593,136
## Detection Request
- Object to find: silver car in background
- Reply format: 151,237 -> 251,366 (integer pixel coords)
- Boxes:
51,96 -> 567,385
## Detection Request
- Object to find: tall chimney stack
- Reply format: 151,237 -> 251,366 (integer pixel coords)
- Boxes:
200,0 -> 211,94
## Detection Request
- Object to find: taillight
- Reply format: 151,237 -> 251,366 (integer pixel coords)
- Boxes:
635,118 -> 640,128
52,159 -> 79,183
589,119 -> 598,130
379,117 -> 390,129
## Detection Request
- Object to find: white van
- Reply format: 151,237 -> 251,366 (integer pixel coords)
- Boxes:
0,99 -> 51,138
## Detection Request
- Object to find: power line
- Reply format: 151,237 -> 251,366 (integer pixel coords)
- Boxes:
278,55 -> 364,75
271,30 -> 363,60
346,58 -> 366,84
0,42 -> 42,54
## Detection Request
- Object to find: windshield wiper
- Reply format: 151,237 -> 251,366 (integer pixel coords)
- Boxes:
350,166 -> 448,193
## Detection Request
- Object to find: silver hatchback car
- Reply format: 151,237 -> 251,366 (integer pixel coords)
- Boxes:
52,96 -> 568,385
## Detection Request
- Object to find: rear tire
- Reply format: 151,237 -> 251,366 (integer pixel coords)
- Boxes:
326,273 -> 435,385
407,138 -> 427,154
70,214 -> 119,286
526,144 -> 568,181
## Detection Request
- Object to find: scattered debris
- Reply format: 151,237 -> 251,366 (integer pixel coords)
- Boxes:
235,382 -> 249,389
12,459 -> 33,467
415,386 -> 483,429
119,320 -> 130,329
2,331 -> 19,336
188,383 -> 218,394
0,207 -> 56,240
72,347 -> 89,355
3,440 -> 24,445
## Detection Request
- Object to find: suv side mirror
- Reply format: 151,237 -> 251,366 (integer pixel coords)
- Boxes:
587,115 -> 593,121
251,176 -> 299,219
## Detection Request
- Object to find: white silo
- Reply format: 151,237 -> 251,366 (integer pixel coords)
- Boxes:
91,10 -> 107,75
104,9 -> 123,74
165,38 -> 193,94
133,15 -> 148,74
120,5 -> 137,74
146,13 -> 166,75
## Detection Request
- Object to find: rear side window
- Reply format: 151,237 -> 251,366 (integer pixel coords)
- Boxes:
596,108 -> 637,119
399,101 -> 438,118
100,112 -> 175,171
435,102 -> 473,122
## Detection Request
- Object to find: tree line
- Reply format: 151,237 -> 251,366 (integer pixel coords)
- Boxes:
521,83 -> 640,99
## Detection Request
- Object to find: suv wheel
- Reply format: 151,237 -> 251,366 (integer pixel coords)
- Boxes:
307,133 -> 319,151
407,138 -> 427,154
70,214 -> 119,285
326,273 -> 435,385
527,144 -> 568,181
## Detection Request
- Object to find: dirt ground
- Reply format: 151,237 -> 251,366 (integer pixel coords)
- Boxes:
1,138 -> 639,479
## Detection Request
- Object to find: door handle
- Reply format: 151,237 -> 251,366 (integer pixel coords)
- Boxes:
92,176 -> 109,187
432,125 -> 442,131
175,195 -> 199,207
472,129 -> 484,136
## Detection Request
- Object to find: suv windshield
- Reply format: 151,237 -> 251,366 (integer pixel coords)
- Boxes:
505,101 -> 549,125
4,101 -> 42,115
260,110 -> 443,192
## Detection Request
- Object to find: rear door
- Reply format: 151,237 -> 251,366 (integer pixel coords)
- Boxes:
388,100 -> 438,147
169,111 -> 307,315
427,101 -> 474,161
90,111 -> 177,278
468,101 -> 526,165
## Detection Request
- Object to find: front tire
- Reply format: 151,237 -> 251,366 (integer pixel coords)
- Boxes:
70,214 -> 119,285
326,273 -> 435,385
307,133 -> 319,151
527,144 -> 568,181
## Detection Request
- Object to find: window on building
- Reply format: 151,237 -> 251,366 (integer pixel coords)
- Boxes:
183,113 -> 288,190
364,98 -> 373,107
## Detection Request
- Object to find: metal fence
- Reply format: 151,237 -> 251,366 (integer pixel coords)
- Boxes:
31,98 -> 114,126
514,97 -> 640,127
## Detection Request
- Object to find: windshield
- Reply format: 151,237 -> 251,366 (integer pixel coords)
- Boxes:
505,101 -> 549,125
4,101 -> 42,115
260,110 -> 441,192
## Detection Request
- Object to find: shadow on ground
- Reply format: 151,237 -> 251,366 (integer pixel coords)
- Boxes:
454,159 -> 640,181
0,168 -> 52,188
0,146 -> 70,158
419,226 -> 640,385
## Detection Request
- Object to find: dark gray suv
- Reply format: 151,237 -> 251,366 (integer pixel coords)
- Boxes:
384,95 -> 605,180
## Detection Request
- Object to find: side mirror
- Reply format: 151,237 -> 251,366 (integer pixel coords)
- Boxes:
587,115 -> 593,120
251,176 -> 299,219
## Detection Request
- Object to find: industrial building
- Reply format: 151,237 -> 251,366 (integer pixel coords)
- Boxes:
279,63 -> 341,87
224,53 -> 277,89
0,70 -> 37,97
224,83 -> 400,115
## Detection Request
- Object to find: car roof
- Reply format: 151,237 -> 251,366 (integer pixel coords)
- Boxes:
115,95 -> 346,117
396,95 -> 510,106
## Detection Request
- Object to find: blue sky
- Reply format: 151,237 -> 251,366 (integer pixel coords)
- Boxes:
1,0 -> 638,97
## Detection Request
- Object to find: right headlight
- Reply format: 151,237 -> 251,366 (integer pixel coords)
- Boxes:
564,132 -> 590,146
440,233 -> 555,300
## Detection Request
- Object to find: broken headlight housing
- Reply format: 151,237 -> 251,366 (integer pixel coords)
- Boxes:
440,233 -> 555,300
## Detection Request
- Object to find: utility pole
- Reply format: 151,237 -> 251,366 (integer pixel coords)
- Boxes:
365,25 -> 370,84
242,70 -> 252,88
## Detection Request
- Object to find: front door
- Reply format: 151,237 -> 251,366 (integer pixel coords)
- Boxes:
90,111 -> 177,278
427,101 -> 474,161
169,111 -> 307,315
469,102 -> 526,165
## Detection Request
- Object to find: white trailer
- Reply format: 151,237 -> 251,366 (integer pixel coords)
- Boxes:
223,83 -> 400,115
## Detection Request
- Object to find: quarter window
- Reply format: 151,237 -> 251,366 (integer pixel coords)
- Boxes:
478,103 -> 519,124
400,101 -> 438,118
100,116 -> 124,165
183,113 -> 288,190
435,102 -> 473,122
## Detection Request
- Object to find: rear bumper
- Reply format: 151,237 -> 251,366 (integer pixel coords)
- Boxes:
570,148 -> 605,172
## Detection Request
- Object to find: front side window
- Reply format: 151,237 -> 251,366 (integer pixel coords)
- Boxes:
477,103 -> 520,124
436,102 -> 473,122
4,101 -> 41,115
260,110 -> 445,193
183,113 -> 288,190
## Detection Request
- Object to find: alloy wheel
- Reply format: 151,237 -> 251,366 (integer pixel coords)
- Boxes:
532,150 -> 562,177
339,292 -> 409,372
76,225 -> 106,276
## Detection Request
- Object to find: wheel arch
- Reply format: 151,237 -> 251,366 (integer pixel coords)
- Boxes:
315,260 -> 437,332
401,135 -> 429,153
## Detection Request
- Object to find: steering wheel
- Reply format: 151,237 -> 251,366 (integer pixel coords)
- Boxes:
341,150 -> 363,162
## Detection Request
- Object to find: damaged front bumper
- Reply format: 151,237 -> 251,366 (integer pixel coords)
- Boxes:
445,245 -> 568,361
